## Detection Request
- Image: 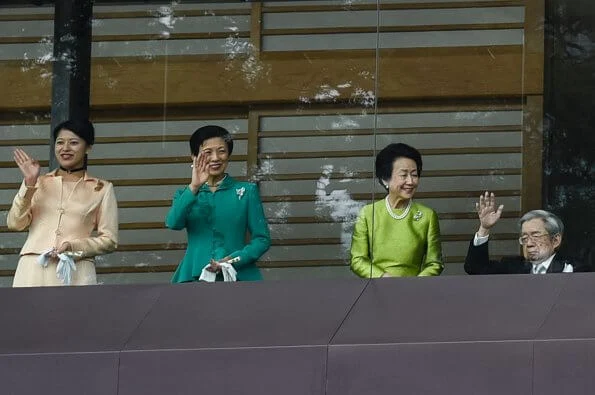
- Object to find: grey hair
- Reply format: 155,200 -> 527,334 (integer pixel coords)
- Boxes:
519,210 -> 564,235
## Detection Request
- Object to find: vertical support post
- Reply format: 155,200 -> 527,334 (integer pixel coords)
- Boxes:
247,111 -> 260,181
50,0 -> 93,169
250,1 -> 262,59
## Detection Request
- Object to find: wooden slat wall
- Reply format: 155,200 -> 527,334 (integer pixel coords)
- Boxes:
0,117 -> 248,278
254,106 -> 522,270
0,0 -> 543,282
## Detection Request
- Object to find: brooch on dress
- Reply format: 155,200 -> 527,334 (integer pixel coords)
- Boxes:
236,187 -> 245,200
413,210 -> 423,221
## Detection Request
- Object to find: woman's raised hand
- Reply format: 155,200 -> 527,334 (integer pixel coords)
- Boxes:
14,148 -> 40,186
475,191 -> 504,235
189,152 -> 209,193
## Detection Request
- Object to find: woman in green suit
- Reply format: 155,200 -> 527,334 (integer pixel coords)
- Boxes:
350,143 -> 443,278
166,125 -> 271,282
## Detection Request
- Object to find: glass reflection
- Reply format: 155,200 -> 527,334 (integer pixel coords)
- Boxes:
88,0 -> 381,283
3,0 -> 587,284
375,0 -> 528,275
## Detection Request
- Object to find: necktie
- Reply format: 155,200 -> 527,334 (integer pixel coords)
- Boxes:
533,264 -> 546,274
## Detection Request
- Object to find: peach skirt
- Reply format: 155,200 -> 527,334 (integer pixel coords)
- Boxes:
12,254 -> 97,287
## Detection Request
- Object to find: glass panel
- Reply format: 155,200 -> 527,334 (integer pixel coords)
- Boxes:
0,3 -> 54,287
375,0 -> 527,276
86,0 -> 380,283
1,0 -> 592,286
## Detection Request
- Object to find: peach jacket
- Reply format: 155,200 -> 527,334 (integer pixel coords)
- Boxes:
7,170 -> 118,258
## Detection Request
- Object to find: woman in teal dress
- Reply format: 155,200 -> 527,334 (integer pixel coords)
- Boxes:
350,143 -> 443,278
166,125 -> 271,282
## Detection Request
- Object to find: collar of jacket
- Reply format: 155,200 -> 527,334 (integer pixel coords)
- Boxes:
46,168 -> 99,183
199,173 -> 236,192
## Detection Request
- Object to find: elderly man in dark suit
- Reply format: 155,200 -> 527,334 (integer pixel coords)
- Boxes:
464,192 -> 588,274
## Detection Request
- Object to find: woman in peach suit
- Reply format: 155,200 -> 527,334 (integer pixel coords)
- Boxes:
7,119 -> 118,287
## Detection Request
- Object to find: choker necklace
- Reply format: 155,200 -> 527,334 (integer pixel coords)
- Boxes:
385,196 -> 412,220
59,166 -> 86,174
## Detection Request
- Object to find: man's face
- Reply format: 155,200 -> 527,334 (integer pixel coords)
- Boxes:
520,218 -> 561,264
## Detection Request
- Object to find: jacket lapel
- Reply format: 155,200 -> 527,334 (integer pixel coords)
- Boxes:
547,255 -> 566,273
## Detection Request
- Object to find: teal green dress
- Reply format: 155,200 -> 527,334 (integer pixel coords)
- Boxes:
350,199 -> 443,278
166,175 -> 271,282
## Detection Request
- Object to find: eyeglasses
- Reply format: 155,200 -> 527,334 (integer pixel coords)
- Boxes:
518,233 -> 551,245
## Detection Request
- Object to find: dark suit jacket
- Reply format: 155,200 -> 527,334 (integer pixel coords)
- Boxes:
464,239 -> 589,275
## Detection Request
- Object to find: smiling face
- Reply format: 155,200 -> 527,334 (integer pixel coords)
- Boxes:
54,129 -> 90,170
199,137 -> 229,178
385,157 -> 419,201
520,218 -> 561,264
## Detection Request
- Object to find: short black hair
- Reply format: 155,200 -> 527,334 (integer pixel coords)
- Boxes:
189,125 -> 234,156
375,143 -> 423,187
52,119 -> 95,146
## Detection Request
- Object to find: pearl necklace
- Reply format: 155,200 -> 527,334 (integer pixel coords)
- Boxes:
385,196 -> 412,220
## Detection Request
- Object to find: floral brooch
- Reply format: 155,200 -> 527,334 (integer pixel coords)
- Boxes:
413,210 -> 423,221
236,187 -> 245,200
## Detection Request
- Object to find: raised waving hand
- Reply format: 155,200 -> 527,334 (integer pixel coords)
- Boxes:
476,191 -> 504,236
14,148 -> 40,187
189,151 -> 209,193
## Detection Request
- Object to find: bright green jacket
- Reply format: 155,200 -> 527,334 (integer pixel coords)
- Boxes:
166,175 -> 271,282
350,199 -> 443,278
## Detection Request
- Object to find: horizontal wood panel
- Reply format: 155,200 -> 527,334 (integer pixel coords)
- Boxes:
258,148 -> 521,160
0,238 -> 520,271
263,29 -> 523,51
0,4 -> 251,21
0,155 -> 245,167
260,132 -> 521,152
263,23 -> 524,36
0,196 -> 521,225
260,169 -> 521,181
264,196 -> 521,217
0,47 -> 540,109
259,110 -> 522,130
0,189 -> 522,208
255,153 -> 521,174
0,140 -> 248,160
260,175 -> 521,195
0,119 -> 248,139
261,190 -> 521,202
263,1 -> 525,13
258,125 -> 520,137
0,209 -> 520,229
263,7 -> 524,29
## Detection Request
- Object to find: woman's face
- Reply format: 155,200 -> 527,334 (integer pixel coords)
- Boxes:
198,137 -> 230,177
55,129 -> 89,170
385,157 -> 419,200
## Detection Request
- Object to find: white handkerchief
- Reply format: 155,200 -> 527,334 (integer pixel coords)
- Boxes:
37,249 -> 81,285
563,263 -> 573,273
220,262 -> 237,282
36,248 -> 55,268
198,257 -> 240,282
56,253 -> 77,285
199,266 -> 217,282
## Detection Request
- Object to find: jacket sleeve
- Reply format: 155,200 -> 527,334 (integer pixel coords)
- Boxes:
228,184 -> 271,268
69,182 -> 119,257
464,239 -> 492,274
165,187 -> 197,230
465,238 -> 532,274
350,207 -> 384,278
6,181 -> 37,231
419,210 -> 444,276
